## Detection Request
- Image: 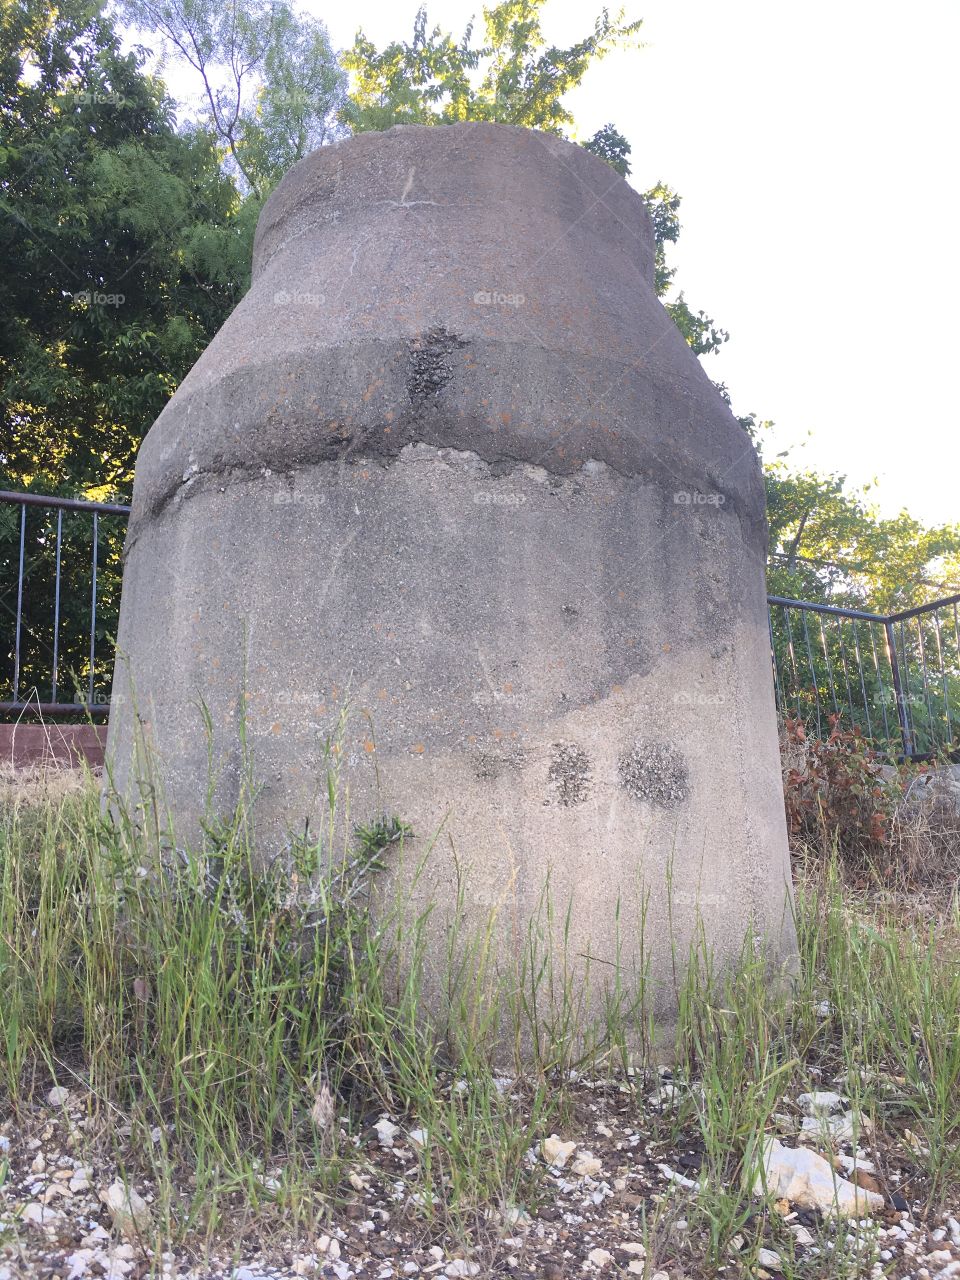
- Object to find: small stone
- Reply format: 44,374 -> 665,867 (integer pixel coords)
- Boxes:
758,1248 -> 782,1268
373,1117 -> 400,1148
20,1201 -> 62,1230
621,1244 -> 645,1257
47,1085 -> 71,1106
30,1151 -> 46,1174
408,1127 -> 428,1149
541,1136 -> 577,1168
586,1249 -> 613,1268
101,1180 -> 151,1238
790,1224 -> 816,1246
571,1150 -> 603,1178
798,1090 -> 845,1116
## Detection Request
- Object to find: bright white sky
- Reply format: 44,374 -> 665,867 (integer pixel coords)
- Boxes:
145,0 -> 960,526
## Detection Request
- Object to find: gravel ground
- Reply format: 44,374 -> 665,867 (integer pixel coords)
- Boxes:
2,1071 -> 959,1280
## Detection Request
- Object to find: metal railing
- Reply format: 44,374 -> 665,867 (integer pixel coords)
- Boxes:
0,491 -> 957,759
768,594 -> 960,760
0,490 -> 130,716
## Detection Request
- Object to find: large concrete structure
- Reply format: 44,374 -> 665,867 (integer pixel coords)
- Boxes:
107,122 -> 796,1032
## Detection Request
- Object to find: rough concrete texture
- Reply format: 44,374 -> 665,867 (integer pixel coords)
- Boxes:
107,122 -> 796,1036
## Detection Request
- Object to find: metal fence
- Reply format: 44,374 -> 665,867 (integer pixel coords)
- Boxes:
0,491 -> 958,759
768,595 -> 960,760
0,491 -> 130,716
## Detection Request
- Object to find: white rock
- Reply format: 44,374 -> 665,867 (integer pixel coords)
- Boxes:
754,1138 -> 884,1218
648,1083 -> 681,1110
541,1136 -> 577,1168
836,1154 -> 877,1177
571,1150 -> 603,1178
29,1151 -> 46,1174
20,1201 -> 62,1230
800,1110 -> 869,1143
445,1261 -> 479,1277
47,1085 -> 71,1106
657,1162 -> 699,1191
791,1224 -> 816,1246
101,1180 -> 151,1238
758,1248 -> 782,1268
373,1117 -> 400,1147
586,1249 -> 613,1268
797,1090 -> 845,1116
627,1265 -> 644,1276
408,1127 -> 429,1149
621,1243 -> 645,1256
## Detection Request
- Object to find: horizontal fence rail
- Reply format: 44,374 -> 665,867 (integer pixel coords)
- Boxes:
0,492 -> 957,760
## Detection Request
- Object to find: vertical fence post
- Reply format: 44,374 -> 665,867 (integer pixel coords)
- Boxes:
885,619 -> 912,758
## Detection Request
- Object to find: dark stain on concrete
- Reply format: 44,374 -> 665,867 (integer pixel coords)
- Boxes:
618,738 -> 689,809
407,326 -> 468,408
547,741 -> 592,806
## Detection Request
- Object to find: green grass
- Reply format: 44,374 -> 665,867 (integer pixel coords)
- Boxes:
0,765 -> 957,1274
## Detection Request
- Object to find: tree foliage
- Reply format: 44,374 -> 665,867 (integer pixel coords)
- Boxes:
752,425 -> 960,610
114,0 -> 346,197
341,1 -> 641,134
0,0 -> 249,495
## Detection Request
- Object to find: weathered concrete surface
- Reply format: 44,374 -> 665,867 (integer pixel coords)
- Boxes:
107,122 -> 796,1034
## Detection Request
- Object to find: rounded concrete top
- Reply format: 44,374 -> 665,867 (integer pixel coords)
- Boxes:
252,122 -> 657,287
128,122 -> 766,553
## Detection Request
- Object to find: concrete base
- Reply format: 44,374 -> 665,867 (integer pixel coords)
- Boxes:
0,723 -> 106,770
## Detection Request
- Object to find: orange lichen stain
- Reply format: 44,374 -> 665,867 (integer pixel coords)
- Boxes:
410,743 -> 425,755
385,410 -> 395,423
617,591 -> 626,601
271,723 -> 281,735
493,728 -> 504,740
662,642 -> 672,653
481,397 -> 489,407
211,657 -> 221,669
360,469 -> 370,480
363,739 -> 375,754
467,734 -> 477,743
503,682 -> 514,693
377,688 -> 388,701
611,684 -> 624,694
500,412 -> 512,426
315,705 -> 326,715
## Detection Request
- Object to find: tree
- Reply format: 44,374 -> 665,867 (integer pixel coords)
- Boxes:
341,2 -> 642,133
115,0 -> 346,197
0,0 -> 248,496
583,127 -> 729,357
738,419 -> 960,610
